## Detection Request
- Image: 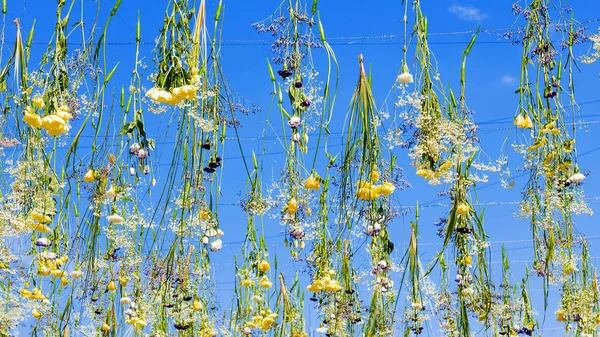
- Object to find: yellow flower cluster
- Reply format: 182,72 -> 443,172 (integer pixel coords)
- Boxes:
456,203 -> 470,215
416,161 -> 452,181
304,175 -> 321,190
284,197 -> 299,214
37,254 -> 69,282
23,105 -> 72,136
541,120 -> 560,134
20,287 -> 46,301
145,85 -> 197,105
306,271 -> 342,293
241,278 -> 254,287
514,113 -> 533,129
246,310 -> 278,331
31,211 -> 51,224
125,316 -> 147,329
259,275 -> 272,288
355,181 -> 395,200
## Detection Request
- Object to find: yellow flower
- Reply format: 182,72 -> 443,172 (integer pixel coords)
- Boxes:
146,87 -> 182,105
23,108 -> 43,128
356,187 -> 379,200
260,316 -> 275,330
31,211 -> 51,223
370,170 -> 380,181
118,275 -> 130,286
31,222 -> 52,233
32,309 -> 42,319
323,279 -> 342,292
355,180 -> 373,189
83,169 -> 95,182
60,277 -> 69,287
55,105 -> 72,121
526,137 -> 546,152
101,323 -> 111,331
259,275 -> 272,289
464,255 -> 473,266
306,280 -> 322,293
193,299 -> 203,311
303,175 -> 321,190
595,315 -> 600,325
555,309 -> 567,322
416,168 -> 436,180
240,279 -> 254,287
199,210 -> 210,220
374,182 -> 395,196
107,280 -> 117,291
438,161 -> 453,172
171,85 -> 197,100
284,198 -> 299,215
456,203 -> 470,215
41,115 -> 69,136
51,269 -> 65,277
514,113 -> 533,129
258,260 -> 270,272
32,96 -> 45,109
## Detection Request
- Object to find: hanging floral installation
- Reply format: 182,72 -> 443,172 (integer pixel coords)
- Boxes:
0,0 -> 599,336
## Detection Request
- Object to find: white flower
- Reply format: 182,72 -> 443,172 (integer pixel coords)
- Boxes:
210,239 -> 223,251
105,186 -> 116,198
129,167 -> 136,176
291,133 -> 301,142
241,327 -> 252,335
377,260 -> 388,270
202,236 -> 209,244
70,270 -> 83,279
120,297 -> 132,305
251,295 -> 262,302
569,172 -> 586,183
107,214 -> 124,224
316,327 -> 328,334
396,72 -> 414,83
217,229 -> 225,236
287,116 -> 302,128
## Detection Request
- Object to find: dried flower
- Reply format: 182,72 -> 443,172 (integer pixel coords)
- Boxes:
288,116 -> 302,128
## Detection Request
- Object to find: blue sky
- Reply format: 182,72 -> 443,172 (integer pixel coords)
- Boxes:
9,0 -> 600,335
